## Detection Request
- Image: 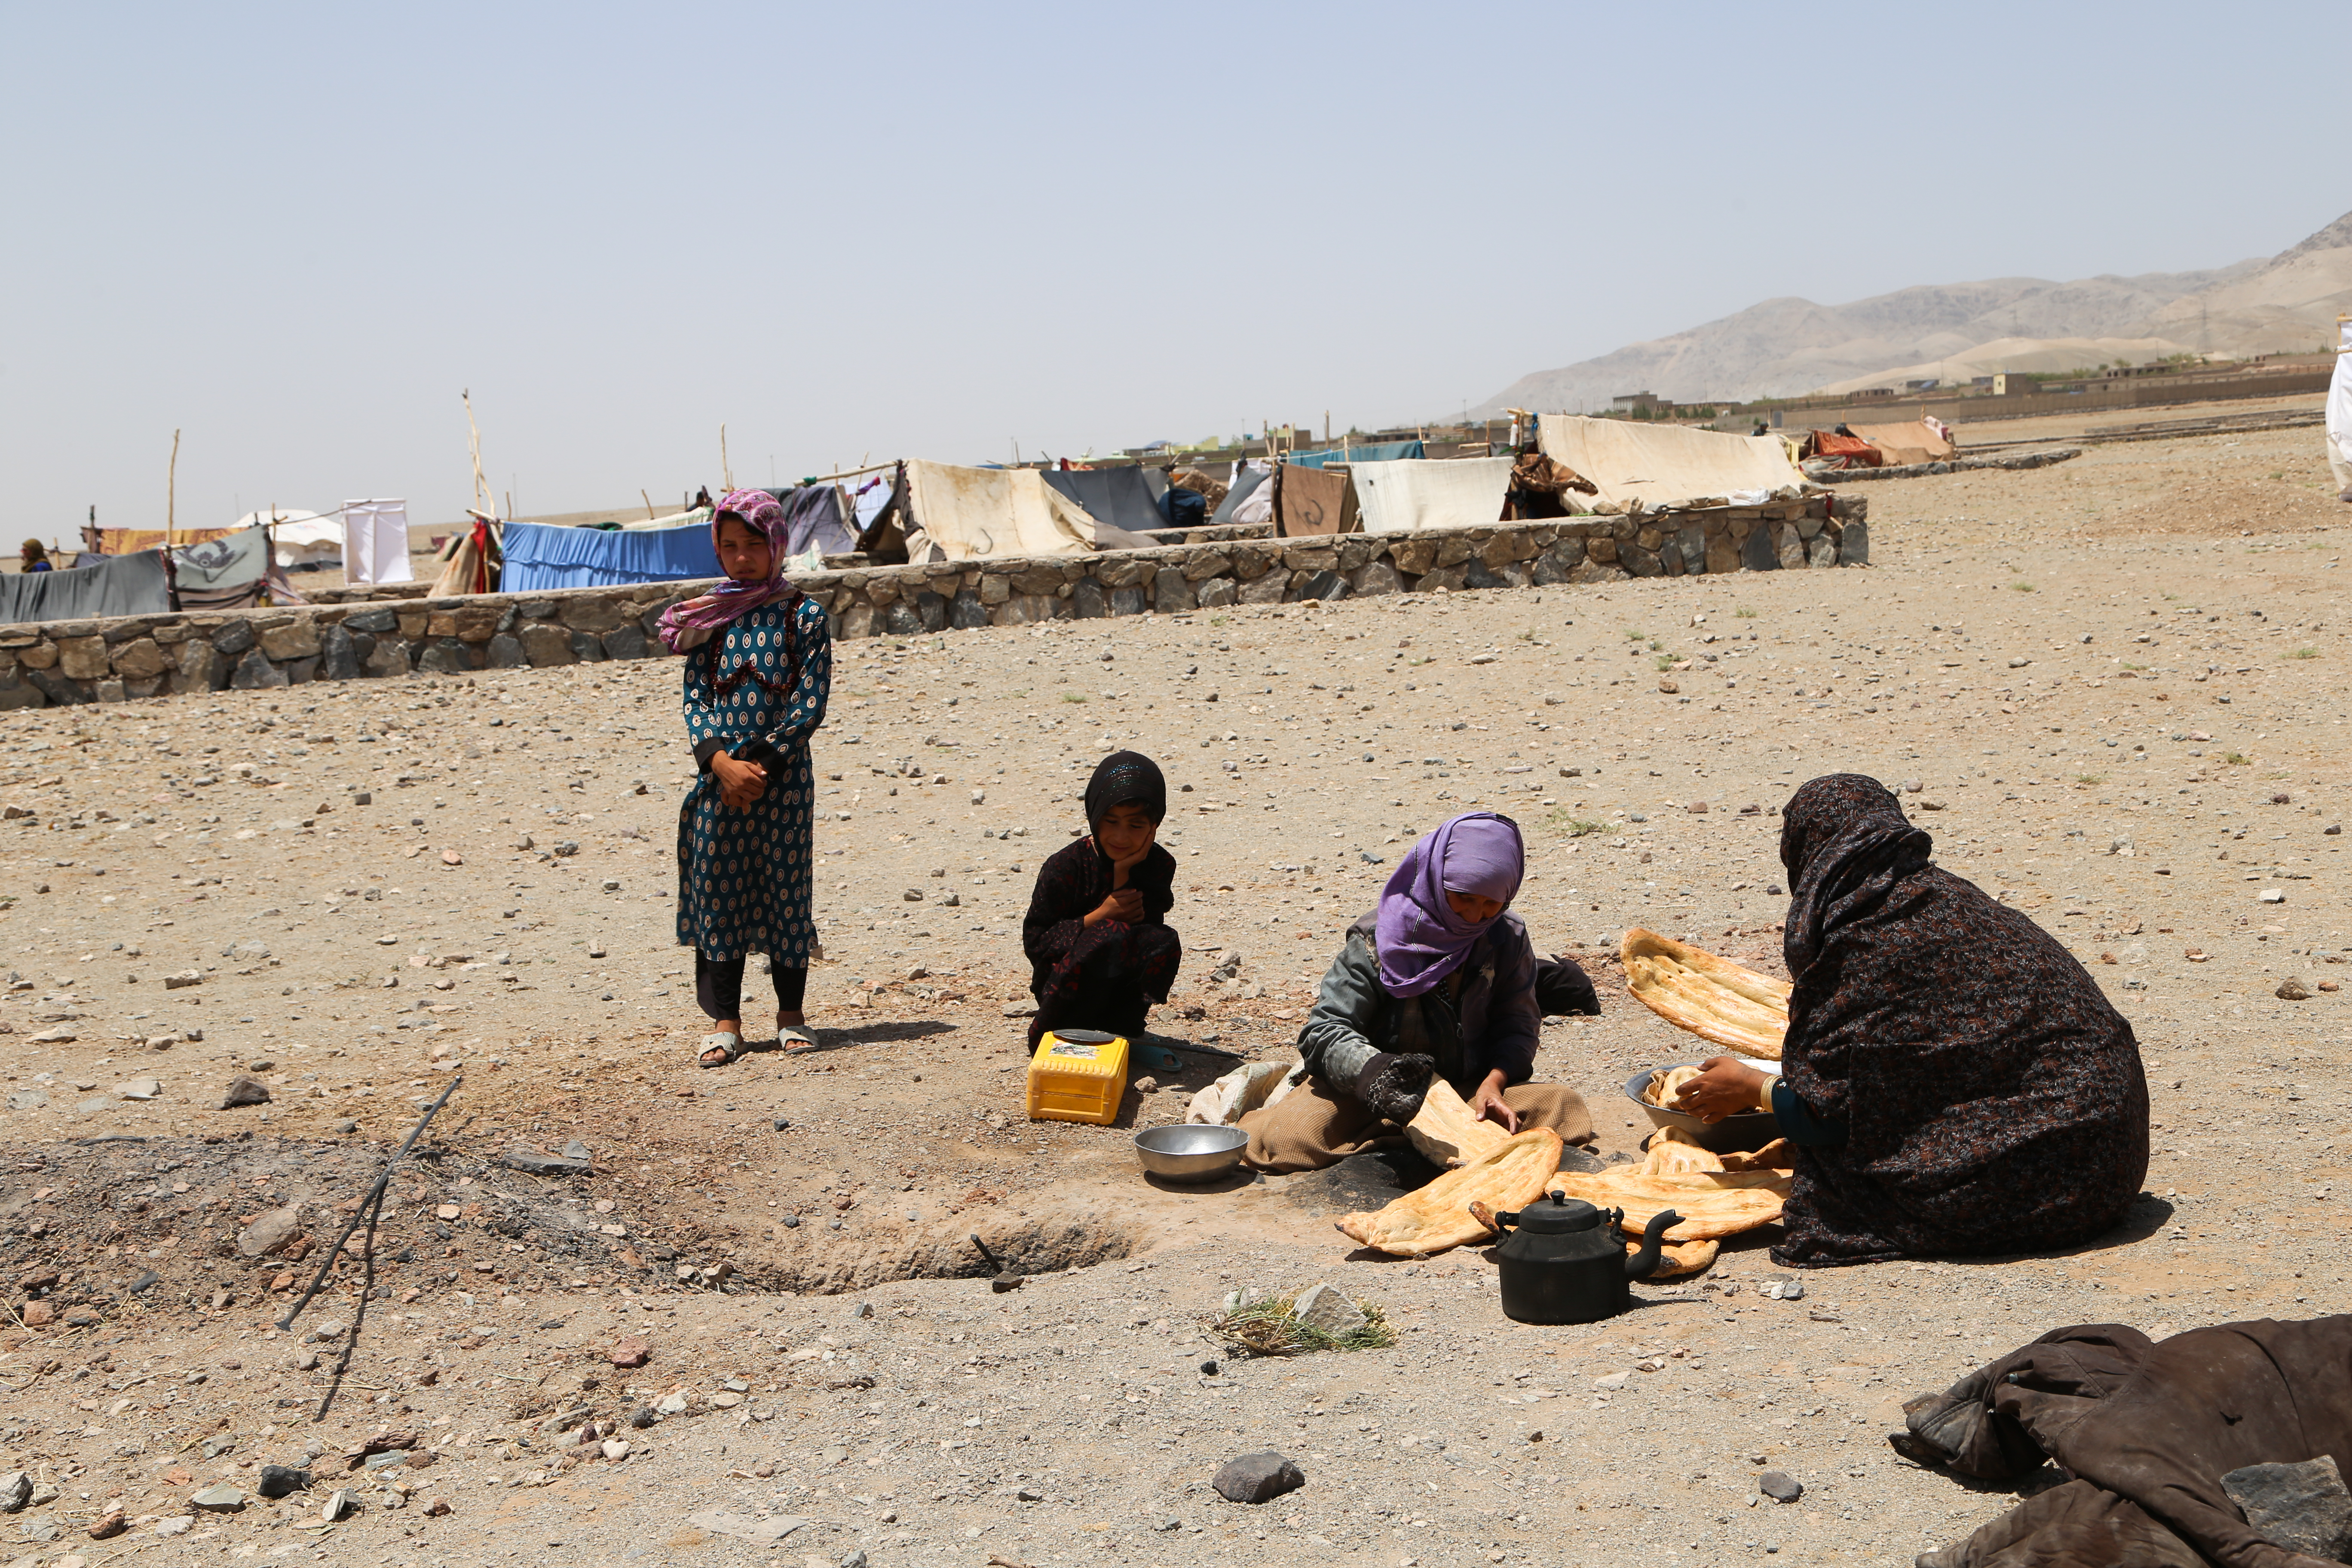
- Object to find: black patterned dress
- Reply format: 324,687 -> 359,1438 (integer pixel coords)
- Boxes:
674,597 -> 832,964
1771,775 -> 2150,1267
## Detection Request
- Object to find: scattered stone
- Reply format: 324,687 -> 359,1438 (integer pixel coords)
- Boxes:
503,1146 -> 592,1176
331,1118 -> 358,1133
1292,1282 -> 1369,1338
839,1551 -> 869,1568
1212,1451 -> 1305,1504
1657,678 -> 1679,694
320,1489 -> 354,1522
237,1203 -> 305,1257
1594,1371 -> 1630,1391
190,1482 -> 245,1512
601,1439 -> 630,1461
1198,1359 -> 1219,1376
1761,1276 -> 1805,1301
220,1074 -> 271,1107
257,1466 -> 309,1498
113,1076 -> 160,1100
0,1471 -> 28,1512
309,1317 -> 348,1341
684,1511 -> 808,1544
2220,1455 -> 2352,1560
2260,889 -> 2285,903
162,969 -> 203,989
421,1496 -> 450,1516
562,1138 -> 592,1161
294,1348 -> 319,1371
2277,977 -> 2312,1001
1759,1471 -> 1803,1502
653,1389 -> 691,1416
609,1338 -> 650,1368
20,1301 -> 55,1327
154,1516 -> 193,1536
89,1508 -> 128,1538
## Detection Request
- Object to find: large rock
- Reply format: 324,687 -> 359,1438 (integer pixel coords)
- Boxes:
1389,537 -> 1438,576
1805,534 -> 1839,569
1152,569 -> 1195,613
559,598 -> 626,634
602,624 -> 649,660
520,625 -> 575,666
912,592 -> 948,633
1071,579 -> 1109,619
1776,524 -> 1808,570
948,591 -> 989,631
230,649 -> 289,690
0,1470 -> 29,1512
212,619 -> 257,655
111,637 -> 168,679
882,602 -> 923,637
1350,560 -> 1403,597
1835,518 -> 1869,565
363,636 -> 410,676
220,1074 -> 272,1108
259,621 -> 322,661
237,1204 -> 305,1258
318,623 -> 360,680
1618,542 -> 1663,578
416,639 -> 472,674
1293,570 -> 1348,602
1740,522 -> 1780,571
1106,587 -> 1146,617
344,606 -> 399,635
26,668 -> 86,705
1236,572 -> 1288,606
57,635 -> 108,680
2220,1456 -> 2352,1561
1211,1452 -> 1305,1504
1292,1282 -> 1367,1338
1194,577 -> 1238,608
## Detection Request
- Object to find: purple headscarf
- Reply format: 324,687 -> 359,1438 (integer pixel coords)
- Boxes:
656,488 -> 803,653
1373,811 -> 1525,996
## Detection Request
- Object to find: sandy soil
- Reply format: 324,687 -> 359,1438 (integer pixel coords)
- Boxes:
1,415 -> 2349,1568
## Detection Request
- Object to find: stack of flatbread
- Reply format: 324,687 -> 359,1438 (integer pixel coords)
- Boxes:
1620,928 -> 1791,1059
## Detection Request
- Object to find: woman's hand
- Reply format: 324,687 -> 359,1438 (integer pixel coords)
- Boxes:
1671,1056 -> 1769,1123
1469,1070 -> 1519,1134
1083,888 -> 1145,928
711,752 -> 768,811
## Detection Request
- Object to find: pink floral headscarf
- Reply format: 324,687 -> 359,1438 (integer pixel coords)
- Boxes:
656,489 -> 803,652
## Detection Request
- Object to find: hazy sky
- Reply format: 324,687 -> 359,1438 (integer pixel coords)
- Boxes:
4,2 -> 2341,533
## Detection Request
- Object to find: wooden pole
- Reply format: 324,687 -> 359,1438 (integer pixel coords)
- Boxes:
463,391 -> 490,516
167,429 -> 181,533
641,488 -> 657,521
720,424 -> 732,491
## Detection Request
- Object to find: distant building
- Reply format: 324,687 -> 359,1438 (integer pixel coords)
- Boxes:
1903,378 -> 1939,392
1992,373 -> 2025,395
1611,392 -> 1667,416
1847,387 -> 1897,402
1969,375 -> 1997,391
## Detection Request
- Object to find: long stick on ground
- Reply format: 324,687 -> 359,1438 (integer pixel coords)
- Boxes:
277,1076 -> 462,1336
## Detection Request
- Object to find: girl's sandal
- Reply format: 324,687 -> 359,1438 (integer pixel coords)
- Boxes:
777,1024 -> 820,1054
697,1031 -> 746,1069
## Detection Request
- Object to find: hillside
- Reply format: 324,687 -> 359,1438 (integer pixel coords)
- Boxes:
1476,208 -> 2352,411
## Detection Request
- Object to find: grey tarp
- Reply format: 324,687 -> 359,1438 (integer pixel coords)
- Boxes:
172,527 -> 272,613
761,485 -> 858,559
1041,467 -> 1169,535
0,549 -> 170,625
1212,464 -> 1271,525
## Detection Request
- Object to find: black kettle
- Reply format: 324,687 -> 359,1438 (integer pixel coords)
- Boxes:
1488,1191 -> 1684,1325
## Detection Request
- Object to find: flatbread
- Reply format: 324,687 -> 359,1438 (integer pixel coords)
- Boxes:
1641,1126 -> 1727,1176
1338,1127 -> 1564,1258
1620,928 -> 1791,1060
1641,1066 -> 1706,1111
1403,1079 -> 1511,1170
1545,1166 -> 1792,1243
1720,1138 -> 1794,1171
1639,1237 -> 1721,1278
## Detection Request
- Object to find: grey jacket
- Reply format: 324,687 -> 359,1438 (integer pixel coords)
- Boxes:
1297,911 -> 1541,1099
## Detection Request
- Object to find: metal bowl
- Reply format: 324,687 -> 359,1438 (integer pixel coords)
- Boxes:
1623,1066 -> 1783,1155
1134,1123 -> 1249,1182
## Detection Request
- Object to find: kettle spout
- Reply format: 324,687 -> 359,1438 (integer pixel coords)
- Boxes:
1624,1210 -> 1683,1280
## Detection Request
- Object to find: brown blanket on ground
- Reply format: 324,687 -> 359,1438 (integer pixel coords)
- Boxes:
1905,1316 -> 2352,1568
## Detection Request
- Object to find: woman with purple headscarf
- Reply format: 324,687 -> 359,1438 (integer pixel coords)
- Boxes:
667,490 -> 833,1068
1239,811 -> 1595,1173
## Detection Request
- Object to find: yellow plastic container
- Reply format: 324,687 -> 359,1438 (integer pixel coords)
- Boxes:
1026,1029 -> 1130,1125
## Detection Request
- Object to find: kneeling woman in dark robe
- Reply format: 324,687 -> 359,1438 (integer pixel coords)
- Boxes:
1673,775 -> 2150,1267
1020,752 -> 1182,1047
1240,811 -> 1593,1173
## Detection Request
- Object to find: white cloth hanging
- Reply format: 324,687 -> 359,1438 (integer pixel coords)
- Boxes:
343,499 -> 413,585
2328,319 -> 2352,496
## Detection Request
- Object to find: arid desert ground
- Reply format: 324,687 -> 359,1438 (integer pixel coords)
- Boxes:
0,399 -> 2346,1568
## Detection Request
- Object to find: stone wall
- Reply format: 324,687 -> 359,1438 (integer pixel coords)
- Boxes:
0,497 -> 1862,709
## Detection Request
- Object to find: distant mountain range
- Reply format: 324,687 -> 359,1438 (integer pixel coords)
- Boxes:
1475,209 -> 2352,413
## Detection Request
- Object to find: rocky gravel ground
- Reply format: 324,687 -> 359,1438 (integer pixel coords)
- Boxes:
0,410 -> 2348,1568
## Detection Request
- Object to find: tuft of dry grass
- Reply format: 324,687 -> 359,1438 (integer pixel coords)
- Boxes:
1204,1291 -> 1396,1357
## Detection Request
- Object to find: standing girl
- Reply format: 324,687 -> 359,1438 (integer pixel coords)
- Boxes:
661,489 -> 833,1067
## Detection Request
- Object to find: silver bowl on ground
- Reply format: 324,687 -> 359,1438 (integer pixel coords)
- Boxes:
1134,1123 -> 1249,1182
1623,1066 -> 1783,1154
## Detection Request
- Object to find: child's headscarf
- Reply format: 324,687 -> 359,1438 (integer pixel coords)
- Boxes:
656,488 -> 802,653
1084,751 -> 1167,833
1373,811 -> 1524,996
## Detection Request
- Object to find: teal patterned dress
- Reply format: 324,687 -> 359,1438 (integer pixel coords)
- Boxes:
675,596 -> 832,963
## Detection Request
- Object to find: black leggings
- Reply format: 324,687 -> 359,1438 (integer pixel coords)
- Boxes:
695,953 -> 808,1021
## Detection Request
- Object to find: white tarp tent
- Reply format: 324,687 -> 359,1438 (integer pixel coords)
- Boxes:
1351,456 -> 1515,533
238,509 -> 343,569
2328,316 -> 2352,496
900,462 -> 1152,562
343,499 -> 413,585
1538,415 -> 1810,510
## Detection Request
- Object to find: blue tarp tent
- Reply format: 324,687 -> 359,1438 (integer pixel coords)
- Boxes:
1283,440 -> 1424,469
500,522 -> 720,593
0,549 -> 171,625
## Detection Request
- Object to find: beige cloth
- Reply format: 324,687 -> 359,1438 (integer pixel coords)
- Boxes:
901,461 -> 1131,563
1350,456 -> 1515,533
2329,431 -> 2352,496
1239,1078 -> 1592,1175
1847,420 -> 1956,465
1537,414 -> 1808,511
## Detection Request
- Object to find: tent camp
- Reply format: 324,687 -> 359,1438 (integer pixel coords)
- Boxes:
1351,456 -> 1514,533
898,461 -> 1153,562
0,548 -> 170,625
1215,462 -> 1274,526
502,521 -> 721,593
170,529 -> 273,613
1537,415 -> 1811,510
1845,420 -> 1956,466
